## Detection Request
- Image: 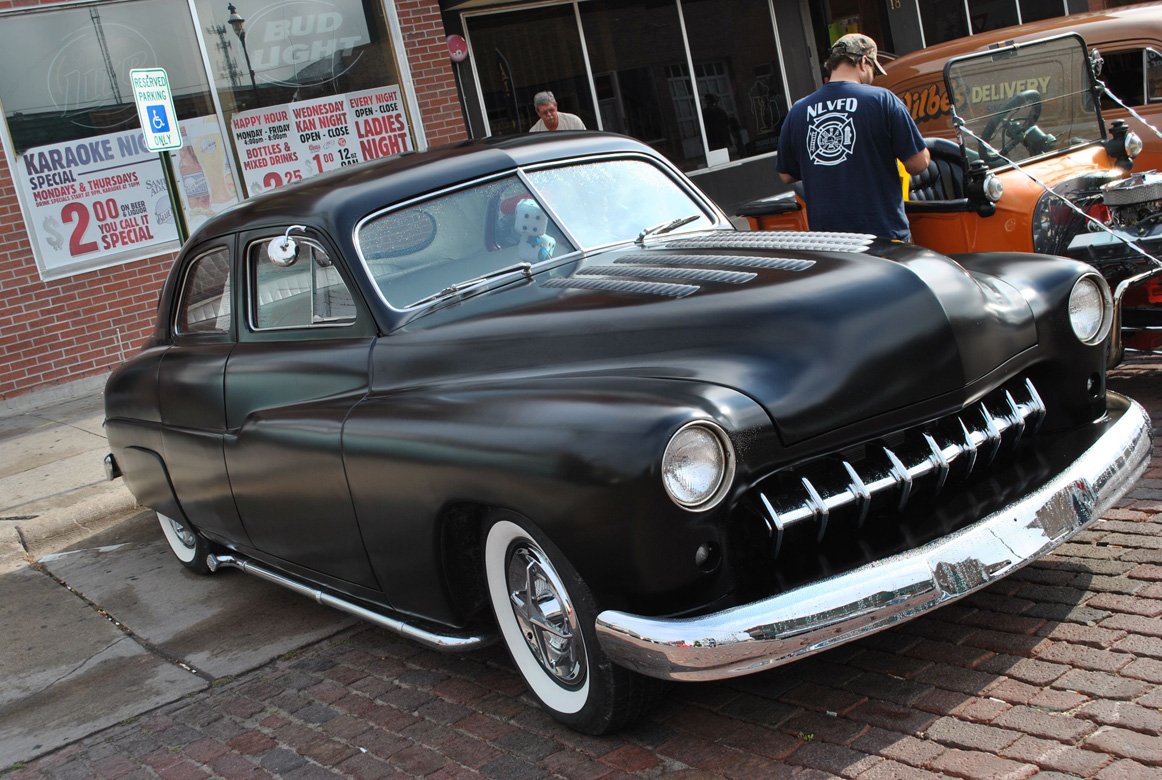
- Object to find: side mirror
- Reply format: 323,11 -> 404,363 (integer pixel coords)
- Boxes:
268,225 -> 307,267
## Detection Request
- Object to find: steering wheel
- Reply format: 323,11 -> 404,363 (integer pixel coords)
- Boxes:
979,90 -> 1043,157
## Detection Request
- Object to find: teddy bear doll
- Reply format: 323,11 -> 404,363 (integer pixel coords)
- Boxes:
514,198 -> 557,263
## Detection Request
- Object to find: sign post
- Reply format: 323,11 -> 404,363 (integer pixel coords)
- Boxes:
129,68 -> 188,244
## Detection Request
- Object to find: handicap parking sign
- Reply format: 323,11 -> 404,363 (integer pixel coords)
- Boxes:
147,105 -> 170,133
130,68 -> 182,151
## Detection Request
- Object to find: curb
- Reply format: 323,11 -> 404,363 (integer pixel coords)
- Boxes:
1,482 -> 141,574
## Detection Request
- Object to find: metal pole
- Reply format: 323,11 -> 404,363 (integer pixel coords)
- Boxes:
160,150 -> 189,245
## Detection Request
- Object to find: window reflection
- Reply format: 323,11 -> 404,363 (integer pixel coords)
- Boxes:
921,0 -> 970,46
467,0 -> 787,173
193,0 -> 415,197
682,0 -> 788,163
1019,0 -> 1067,24
968,0 -> 1019,34
0,0 -> 233,275
0,0 -> 214,153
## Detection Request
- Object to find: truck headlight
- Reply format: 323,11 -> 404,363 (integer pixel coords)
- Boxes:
983,174 -> 1004,203
1068,274 -> 1112,344
1125,131 -> 1143,160
661,422 -> 734,510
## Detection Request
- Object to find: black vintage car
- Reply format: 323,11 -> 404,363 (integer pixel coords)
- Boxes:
105,132 -> 1151,734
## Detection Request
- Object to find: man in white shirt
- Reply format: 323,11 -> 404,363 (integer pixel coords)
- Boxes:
528,91 -> 586,132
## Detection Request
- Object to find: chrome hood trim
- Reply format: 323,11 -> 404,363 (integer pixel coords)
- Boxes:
595,392 -> 1150,682
663,231 -> 874,253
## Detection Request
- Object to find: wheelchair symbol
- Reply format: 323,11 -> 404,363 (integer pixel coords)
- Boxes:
147,105 -> 170,133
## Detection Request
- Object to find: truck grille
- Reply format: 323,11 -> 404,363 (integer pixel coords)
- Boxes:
751,378 -> 1046,560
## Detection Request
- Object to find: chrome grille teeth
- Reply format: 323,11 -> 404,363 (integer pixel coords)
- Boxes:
923,433 -> 950,494
757,379 -> 1047,558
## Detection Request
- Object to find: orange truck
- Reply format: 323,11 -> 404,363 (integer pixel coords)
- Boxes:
741,10 -> 1162,358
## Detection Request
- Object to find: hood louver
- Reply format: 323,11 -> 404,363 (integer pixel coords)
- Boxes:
543,239 -> 825,298
664,231 -> 874,253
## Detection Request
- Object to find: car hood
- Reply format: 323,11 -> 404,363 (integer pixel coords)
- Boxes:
378,233 -> 1036,445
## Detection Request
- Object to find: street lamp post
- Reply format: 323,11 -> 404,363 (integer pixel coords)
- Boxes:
227,3 -> 260,104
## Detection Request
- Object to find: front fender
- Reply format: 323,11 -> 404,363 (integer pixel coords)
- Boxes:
342,376 -> 774,622
952,251 -> 1111,426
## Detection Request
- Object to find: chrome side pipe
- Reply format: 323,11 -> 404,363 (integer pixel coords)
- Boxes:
206,553 -> 495,652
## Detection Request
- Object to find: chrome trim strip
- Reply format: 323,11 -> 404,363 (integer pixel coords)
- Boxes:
615,254 -> 816,272
595,393 -> 1151,682
206,554 -> 495,652
579,265 -> 757,284
541,277 -> 700,298
664,231 -> 875,253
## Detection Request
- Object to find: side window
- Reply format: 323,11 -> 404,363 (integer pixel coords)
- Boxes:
1148,49 -> 1162,104
1099,49 -> 1146,110
249,239 -> 357,330
176,247 -> 232,335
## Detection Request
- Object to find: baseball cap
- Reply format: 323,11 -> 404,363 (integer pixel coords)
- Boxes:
832,33 -> 886,76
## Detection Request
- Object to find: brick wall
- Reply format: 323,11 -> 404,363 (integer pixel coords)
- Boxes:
0,0 -> 459,401
397,0 -> 469,146
0,138 -> 174,400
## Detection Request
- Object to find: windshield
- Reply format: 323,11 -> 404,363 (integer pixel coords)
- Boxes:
945,34 -> 1104,168
356,158 -> 714,309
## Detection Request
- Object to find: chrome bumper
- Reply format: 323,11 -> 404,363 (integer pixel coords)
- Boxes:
595,392 -> 1151,682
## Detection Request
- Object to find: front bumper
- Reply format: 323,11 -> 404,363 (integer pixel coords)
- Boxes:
595,392 -> 1151,682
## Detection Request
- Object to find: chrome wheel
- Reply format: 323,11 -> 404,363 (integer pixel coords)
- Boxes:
484,513 -> 655,734
507,542 -> 585,687
168,516 -> 197,550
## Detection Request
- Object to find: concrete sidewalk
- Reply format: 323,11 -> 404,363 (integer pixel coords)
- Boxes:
0,379 -> 139,574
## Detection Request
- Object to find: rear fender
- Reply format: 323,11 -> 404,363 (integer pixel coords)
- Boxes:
113,445 -> 185,524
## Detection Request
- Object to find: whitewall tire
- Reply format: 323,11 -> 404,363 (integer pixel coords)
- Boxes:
483,513 -> 655,733
156,511 -> 212,574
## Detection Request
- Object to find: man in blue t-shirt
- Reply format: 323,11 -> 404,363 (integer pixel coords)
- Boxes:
777,33 -> 930,240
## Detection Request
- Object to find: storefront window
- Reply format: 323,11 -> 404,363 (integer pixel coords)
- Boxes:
681,0 -> 788,163
1019,1 -> 1068,23
922,0 -> 970,46
193,0 -> 417,197
0,0 -> 230,279
464,5 -> 596,136
969,0 -> 1019,33
579,0 -> 688,165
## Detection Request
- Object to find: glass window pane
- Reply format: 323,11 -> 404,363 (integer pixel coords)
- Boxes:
357,176 -> 575,309
682,0 -> 787,165
580,1 -> 693,169
193,0 -> 417,196
970,1 -> 1019,34
1019,0 -> 1066,23
922,0 -> 970,46
526,159 -> 712,247
1148,49 -> 1162,104
1100,50 -> 1146,110
179,248 -> 233,335
465,5 -> 594,136
250,240 -> 355,329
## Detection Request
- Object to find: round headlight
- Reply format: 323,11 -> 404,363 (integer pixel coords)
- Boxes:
983,174 -> 1004,203
1068,275 -> 1112,344
661,422 -> 734,510
1125,131 -> 1144,160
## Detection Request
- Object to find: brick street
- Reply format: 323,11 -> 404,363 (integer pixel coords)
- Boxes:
5,359 -> 1161,780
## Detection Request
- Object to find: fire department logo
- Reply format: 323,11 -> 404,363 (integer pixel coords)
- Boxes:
807,111 -> 856,166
